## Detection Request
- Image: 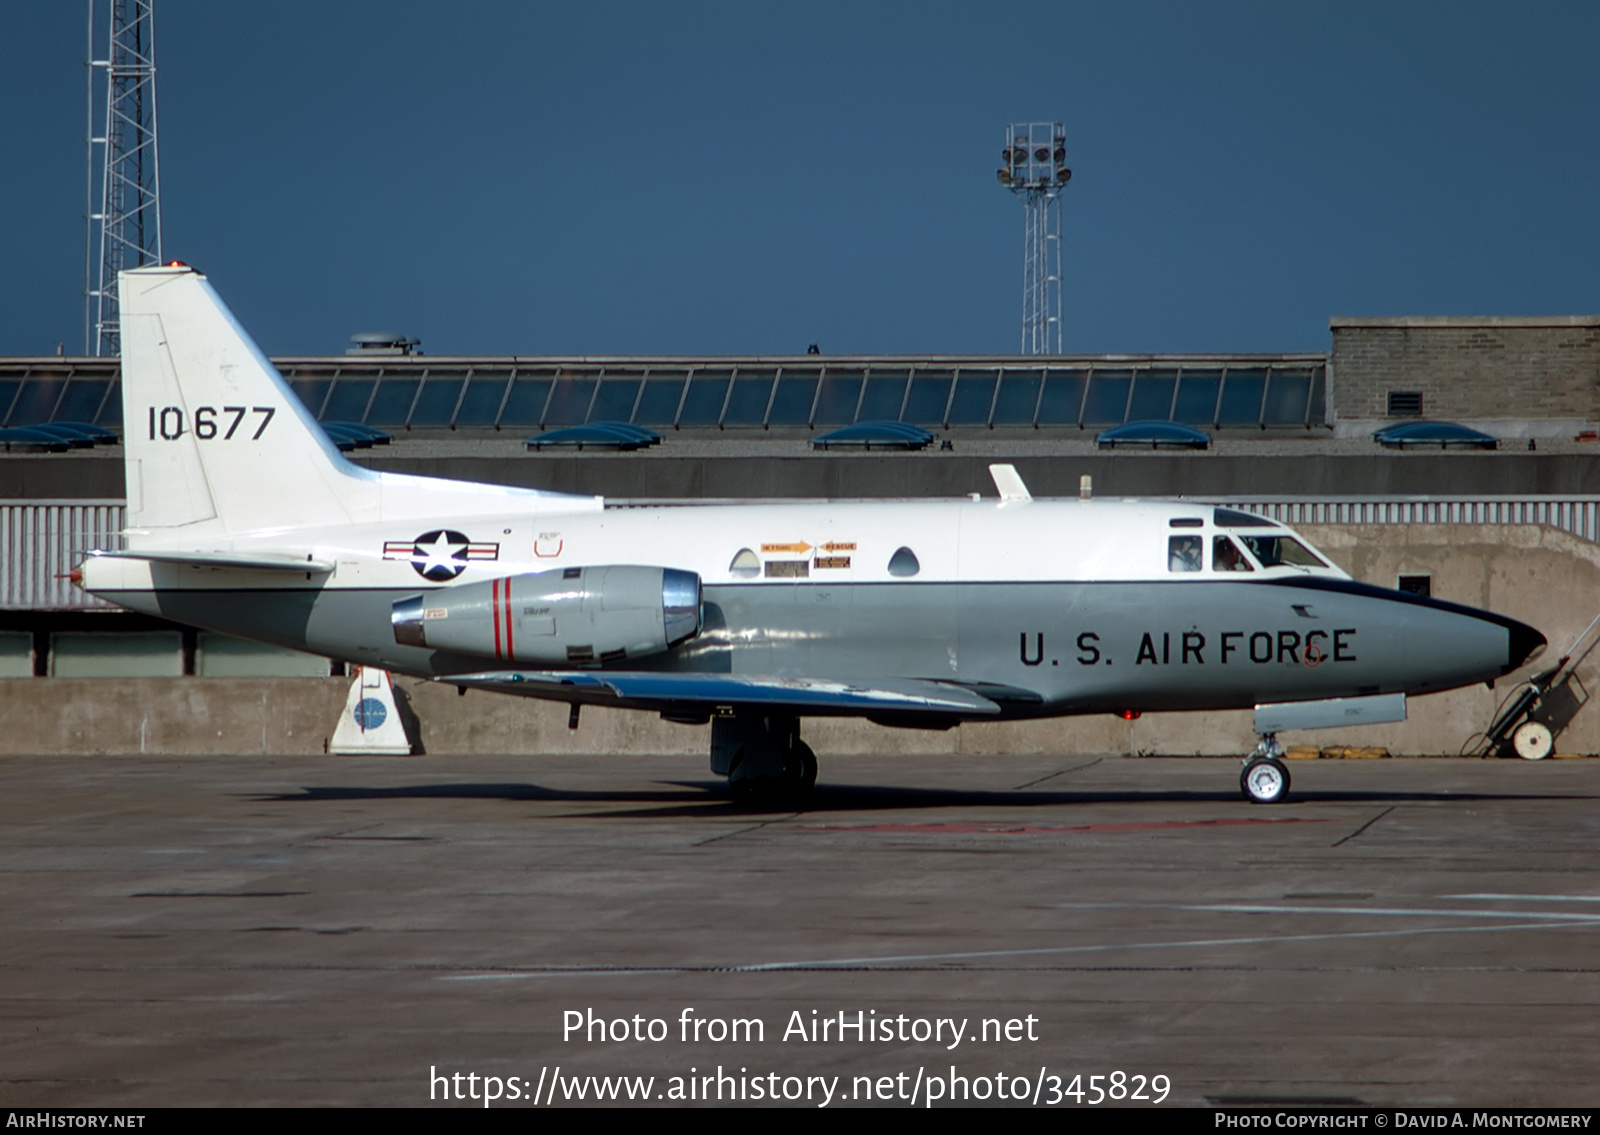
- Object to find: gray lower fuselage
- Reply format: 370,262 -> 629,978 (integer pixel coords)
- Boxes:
98,573 -> 1535,719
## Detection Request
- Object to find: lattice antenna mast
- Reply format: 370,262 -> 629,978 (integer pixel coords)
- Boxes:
997,123 -> 1070,355
85,0 -> 162,356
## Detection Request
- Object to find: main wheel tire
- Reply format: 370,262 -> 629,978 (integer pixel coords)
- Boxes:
728,741 -> 816,803
1240,757 -> 1290,804
1512,720 -> 1554,760
793,740 -> 818,791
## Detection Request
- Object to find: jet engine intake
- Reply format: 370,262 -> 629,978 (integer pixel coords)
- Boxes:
391,565 -> 701,665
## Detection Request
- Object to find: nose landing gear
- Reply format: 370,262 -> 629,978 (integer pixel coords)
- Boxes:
1241,733 -> 1291,804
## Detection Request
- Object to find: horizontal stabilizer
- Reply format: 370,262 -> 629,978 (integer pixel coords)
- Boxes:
93,549 -> 335,573
446,670 -> 1005,717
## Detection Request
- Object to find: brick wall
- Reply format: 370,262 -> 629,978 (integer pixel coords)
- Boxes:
1331,317 -> 1600,422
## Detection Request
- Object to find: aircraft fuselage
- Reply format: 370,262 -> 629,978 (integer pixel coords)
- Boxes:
86,497 -> 1538,720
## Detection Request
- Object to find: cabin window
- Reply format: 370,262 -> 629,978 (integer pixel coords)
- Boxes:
1238,535 -> 1327,569
887,547 -> 920,577
1213,536 -> 1254,572
1168,535 -> 1202,572
728,548 -> 760,578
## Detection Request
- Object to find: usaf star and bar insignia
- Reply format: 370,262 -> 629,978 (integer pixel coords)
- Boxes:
383,530 -> 501,581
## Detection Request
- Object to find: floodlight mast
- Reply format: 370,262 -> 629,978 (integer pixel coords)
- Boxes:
84,0 -> 162,356
997,123 -> 1070,355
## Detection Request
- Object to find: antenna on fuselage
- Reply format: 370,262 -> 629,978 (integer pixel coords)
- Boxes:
989,464 -> 1032,502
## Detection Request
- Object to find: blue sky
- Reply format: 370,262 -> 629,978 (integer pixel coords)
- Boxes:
3,2 -> 1597,357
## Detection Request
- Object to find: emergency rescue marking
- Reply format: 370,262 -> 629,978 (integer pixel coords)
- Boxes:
147,404 -> 273,440
534,533 -> 564,558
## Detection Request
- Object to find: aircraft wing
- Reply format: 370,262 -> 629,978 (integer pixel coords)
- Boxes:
93,550 -> 335,572
445,670 -> 1017,718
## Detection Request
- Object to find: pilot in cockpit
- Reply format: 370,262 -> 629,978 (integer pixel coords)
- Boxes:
1168,535 -> 1202,572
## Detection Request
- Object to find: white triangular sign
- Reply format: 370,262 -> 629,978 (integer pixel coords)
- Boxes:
330,667 -> 413,755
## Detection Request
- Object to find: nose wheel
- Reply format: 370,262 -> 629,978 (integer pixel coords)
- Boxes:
1241,733 -> 1290,804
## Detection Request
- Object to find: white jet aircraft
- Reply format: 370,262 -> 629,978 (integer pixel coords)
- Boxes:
80,265 -> 1547,802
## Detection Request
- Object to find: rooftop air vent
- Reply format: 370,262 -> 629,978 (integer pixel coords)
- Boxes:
1387,390 -> 1423,417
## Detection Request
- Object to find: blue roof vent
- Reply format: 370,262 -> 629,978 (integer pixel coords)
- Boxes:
526,422 -> 663,451
811,421 -> 934,450
1373,421 -> 1497,450
321,422 -> 392,451
1096,420 -> 1211,450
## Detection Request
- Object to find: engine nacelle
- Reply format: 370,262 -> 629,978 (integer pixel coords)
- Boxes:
391,565 -> 701,665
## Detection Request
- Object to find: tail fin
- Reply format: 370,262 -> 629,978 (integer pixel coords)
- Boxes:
119,264 -> 365,535
118,265 -> 598,547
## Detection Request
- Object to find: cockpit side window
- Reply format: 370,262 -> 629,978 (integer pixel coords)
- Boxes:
1168,535 -> 1202,572
1238,534 -> 1327,568
1213,535 -> 1254,572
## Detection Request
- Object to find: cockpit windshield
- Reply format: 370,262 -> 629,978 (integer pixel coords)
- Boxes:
1237,534 -> 1327,569
1213,535 -> 1254,572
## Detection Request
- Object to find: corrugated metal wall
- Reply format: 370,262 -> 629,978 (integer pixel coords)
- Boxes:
1225,496 -> 1600,544
0,501 -> 125,610
1,495 -> 1598,613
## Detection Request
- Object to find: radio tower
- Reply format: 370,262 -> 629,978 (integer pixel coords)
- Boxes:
996,123 -> 1070,354
84,0 -> 162,356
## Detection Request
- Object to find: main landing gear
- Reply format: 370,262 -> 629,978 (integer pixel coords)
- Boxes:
1240,732 -> 1291,804
710,712 -> 817,802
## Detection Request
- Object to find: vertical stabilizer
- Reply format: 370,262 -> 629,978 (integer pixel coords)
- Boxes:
119,265 -> 369,539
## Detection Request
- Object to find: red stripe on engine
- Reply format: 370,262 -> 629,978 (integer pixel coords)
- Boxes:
503,576 -> 514,660
491,577 -> 503,659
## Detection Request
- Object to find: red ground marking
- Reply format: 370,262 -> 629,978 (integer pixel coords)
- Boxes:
800,817 -> 1335,835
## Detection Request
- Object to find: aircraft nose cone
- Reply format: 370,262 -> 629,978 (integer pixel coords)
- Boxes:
1504,618 -> 1547,674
